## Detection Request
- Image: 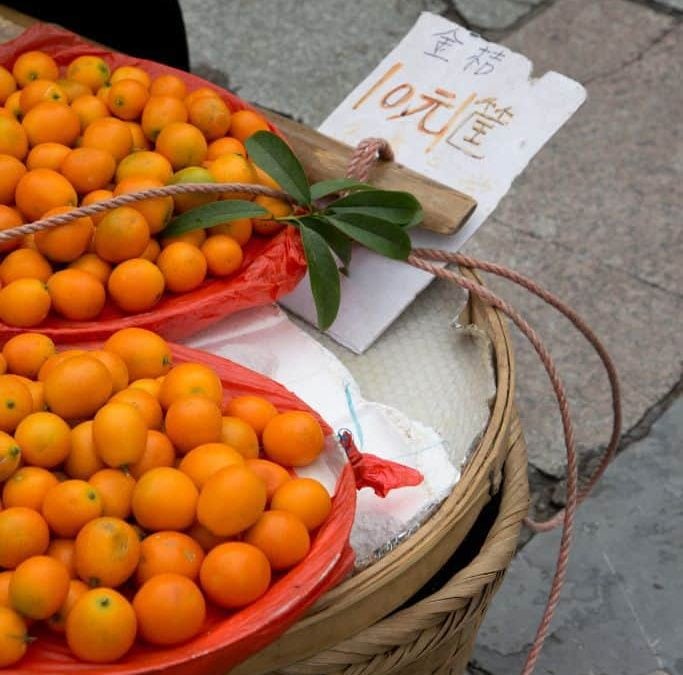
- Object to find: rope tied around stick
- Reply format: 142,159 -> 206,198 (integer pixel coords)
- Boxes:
346,138 -> 622,675
345,138 -> 394,182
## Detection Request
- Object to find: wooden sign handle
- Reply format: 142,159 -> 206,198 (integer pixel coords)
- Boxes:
260,109 -> 477,236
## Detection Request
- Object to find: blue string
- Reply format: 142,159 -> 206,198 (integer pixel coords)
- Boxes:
344,382 -> 364,450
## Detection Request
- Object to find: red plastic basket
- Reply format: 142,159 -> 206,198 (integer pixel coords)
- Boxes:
12,341 -> 356,674
0,24 -> 307,344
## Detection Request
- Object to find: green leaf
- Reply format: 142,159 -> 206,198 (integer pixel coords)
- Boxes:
324,213 -> 411,260
245,131 -> 311,205
327,189 -> 423,227
299,216 -> 352,270
299,222 -> 341,330
164,200 -> 268,236
310,178 -> 372,201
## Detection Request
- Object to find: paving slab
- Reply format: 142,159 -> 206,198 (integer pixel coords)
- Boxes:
461,0 -> 683,476
503,0 -> 676,83
651,0 -> 683,11
499,0 -> 681,294
450,0 -> 537,30
470,396 -> 683,674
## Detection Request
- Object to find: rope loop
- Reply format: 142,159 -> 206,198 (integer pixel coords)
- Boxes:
345,138 -> 394,182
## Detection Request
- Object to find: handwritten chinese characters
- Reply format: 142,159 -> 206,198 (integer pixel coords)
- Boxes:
353,62 -> 513,158
447,97 -> 514,159
463,46 -> 506,75
424,28 -> 463,62
385,87 -> 458,133
424,29 -> 507,76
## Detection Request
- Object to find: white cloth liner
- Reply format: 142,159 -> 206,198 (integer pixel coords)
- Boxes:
185,302 -> 495,567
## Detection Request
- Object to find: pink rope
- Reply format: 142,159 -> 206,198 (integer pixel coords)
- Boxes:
0,182 -> 294,242
347,140 -> 622,675
345,138 -> 394,181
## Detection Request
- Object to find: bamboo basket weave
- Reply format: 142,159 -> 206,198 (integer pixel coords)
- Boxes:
233,269 -> 528,675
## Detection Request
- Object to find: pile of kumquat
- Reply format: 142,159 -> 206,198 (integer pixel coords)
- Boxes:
0,327 -> 332,666
0,50 -> 290,328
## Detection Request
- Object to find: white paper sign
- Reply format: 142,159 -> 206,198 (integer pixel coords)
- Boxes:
281,12 -> 586,353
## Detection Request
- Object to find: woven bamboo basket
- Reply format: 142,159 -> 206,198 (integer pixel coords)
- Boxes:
231,268 -> 528,675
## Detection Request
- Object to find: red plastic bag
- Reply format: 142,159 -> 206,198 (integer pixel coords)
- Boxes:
11,341 -> 356,674
0,24 -> 307,344
339,429 -> 424,497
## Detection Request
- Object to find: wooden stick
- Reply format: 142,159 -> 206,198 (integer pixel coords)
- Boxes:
260,109 -> 477,236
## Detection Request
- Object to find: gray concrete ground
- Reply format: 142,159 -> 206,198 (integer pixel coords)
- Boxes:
1,1 -> 679,672
177,0 -> 681,672
471,398 -> 683,675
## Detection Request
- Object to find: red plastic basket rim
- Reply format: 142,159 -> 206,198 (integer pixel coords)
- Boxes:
0,23 -> 307,345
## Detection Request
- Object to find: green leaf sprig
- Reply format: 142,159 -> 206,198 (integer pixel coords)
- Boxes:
165,131 -> 422,329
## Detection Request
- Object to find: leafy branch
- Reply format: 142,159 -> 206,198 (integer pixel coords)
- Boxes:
165,131 -> 422,329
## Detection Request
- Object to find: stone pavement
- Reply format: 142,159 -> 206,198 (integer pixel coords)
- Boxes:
176,0 -> 682,672
471,398 -> 683,675
463,0 -> 682,488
